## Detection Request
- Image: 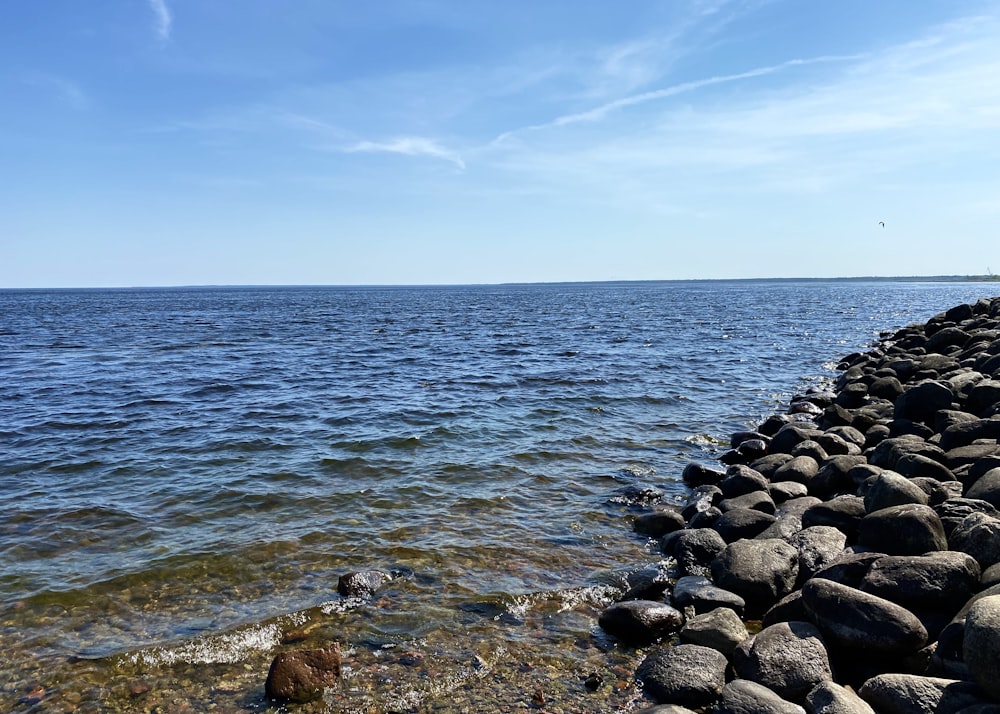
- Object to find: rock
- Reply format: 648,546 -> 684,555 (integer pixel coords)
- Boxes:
940,418 -> 1000,451
719,490 -> 777,514
801,579 -> 928,655
619,563 -> 674,600
793,440 -> 831,464
714,679 -> 807,714
713,508 -> 778,542
636,643 -> 728,708
771,481 -> 810,503
682,485 -> 724,520
760,513 -> 805,541
672,575 -> 746,616
950,512 -> 1000,569
802,496 -> 867,541
870,376 -> 905,400
752,453 -> 795,477
265,644 -> 341,703
936,498 -> 1000,536
805,681 -> 877,714
868,438 -> 946,471
598,600 -> 685,646
721,465 -> 770,496
946,443 -> 1000,471
775,456 -> 821,485
771,425 -> 824,456
683,463 -> 726,486
338,570 -> 393,598
967,468 -> 1000,509
964,595 -> 1000,700
857,504 -> 947,555
791,526 -> 848,582
894,453 -> 956,482
711,538 -> 799,615
858,674 -> 987,714
811,456 -> 869,500
863,471 -> 930,512
894,381 -> 954,424
859,552 -> 981,612
671,528 -> 728,575
679,606 -> 749,655
967,379 -> 1000,417
635,507 -> 687,537
734,621 -> 833,702
763,590 -> 809,627
812,552 -> 884,588
634,707 -> 701,714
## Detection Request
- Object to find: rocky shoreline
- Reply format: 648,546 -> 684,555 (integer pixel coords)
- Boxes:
264,295 -> 1000,712
595,295 -> 1000,713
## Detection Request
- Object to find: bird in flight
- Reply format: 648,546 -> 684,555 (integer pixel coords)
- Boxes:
878,221 -> 885,227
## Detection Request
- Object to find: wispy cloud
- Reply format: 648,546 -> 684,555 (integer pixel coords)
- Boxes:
149,0 -> 172,44
21,72 -> 90,109
345,137 -> 466,170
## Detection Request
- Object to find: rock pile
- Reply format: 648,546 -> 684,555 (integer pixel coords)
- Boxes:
603,295 -> 1000,713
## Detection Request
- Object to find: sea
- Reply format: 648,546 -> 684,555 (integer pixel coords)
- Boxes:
1,280 -> 997,713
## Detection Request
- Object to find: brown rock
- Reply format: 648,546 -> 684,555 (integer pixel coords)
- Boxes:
265,644 -> 341,702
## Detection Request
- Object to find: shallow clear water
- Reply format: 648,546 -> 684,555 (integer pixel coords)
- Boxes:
1,281 -> 996,712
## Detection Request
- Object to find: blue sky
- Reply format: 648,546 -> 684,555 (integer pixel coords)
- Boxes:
2,1 -> 999,287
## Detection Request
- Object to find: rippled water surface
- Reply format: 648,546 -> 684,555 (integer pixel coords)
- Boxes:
1,281 -> 996,712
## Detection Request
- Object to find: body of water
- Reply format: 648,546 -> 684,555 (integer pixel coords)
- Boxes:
1,280 -> 996,712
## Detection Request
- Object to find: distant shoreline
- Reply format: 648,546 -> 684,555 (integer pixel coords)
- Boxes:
3,275 -> 1000,292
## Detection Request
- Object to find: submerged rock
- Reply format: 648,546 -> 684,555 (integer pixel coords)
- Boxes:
598,600 -> 684,646
265,644 -> 341,703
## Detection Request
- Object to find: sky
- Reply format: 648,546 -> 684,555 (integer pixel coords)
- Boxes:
2,0 -> 1000,287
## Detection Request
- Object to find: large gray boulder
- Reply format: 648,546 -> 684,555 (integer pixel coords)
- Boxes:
858,674 -> 988,714
714,679 -> 806,714
733,621 -> 833,702
671,575 -> 746,616
804,681 -> 876,714
791,526 -> 848,582
801,579 -> 928,655
637,643 -> 728,707
679,606 -> 749,655
859,551 -> 981,611
950,512 -> 1000,569
857,504 -> 948,555
964,595 -> 1000,700
711,538 -> 799,615
598,600 -> 685,645
967,468 -> 1000,509
863,471 -> 930,512
671,528 -> 729,575
894,381 -> 954,424
802,496 -> 866,541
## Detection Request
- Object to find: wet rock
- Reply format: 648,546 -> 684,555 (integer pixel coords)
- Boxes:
672,575 -> 746,616
964,595 -> 1000,700
338,570 -> 393,598
863,471 -> 930,512
688,506 -> 723,529
620,563 -> 675,600
857,504 -> 947,555
801,579 -> 928,655
598,600 -> 685,646
634,507 -> 687,537
950,512 -> 1000,569
714,679 -> 806,714
734,621 -> 833,702
682,485 -> 724,520
859,551 -> 980,612
805,681 -> 877,714
670,528 -> 728,575
265,644 -> 341,703
858,674 -> 987,714
679,606 -> 749,655
683,463 -> 726,486
636,643 -> 728,708
711,538 -> 799,615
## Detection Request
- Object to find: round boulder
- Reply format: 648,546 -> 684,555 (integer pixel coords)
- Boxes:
857,504 -> 947,555
801,579 -> 928,655
598,600 -> 685,646
265,644 -> 342,703
715,679 -> 806,714
636,643 -> 728,708
711,538 -> 799,615
950,512 -> 1000,569
859,551 -> 981,612
733,621 -> 832,702
679,606 -> 749,655
858,674 -> 987,714
964,595 -> 1000,700
805,681 -> 876,714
